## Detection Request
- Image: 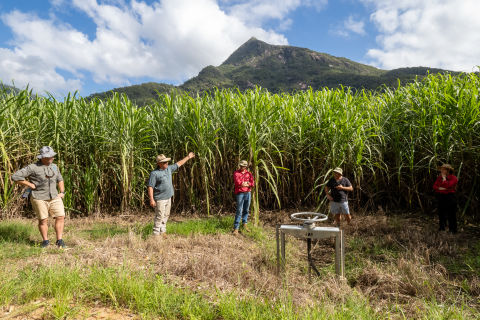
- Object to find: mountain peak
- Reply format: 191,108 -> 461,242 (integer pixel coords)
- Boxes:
88,38 -> 454,103
222,37 -> 274,66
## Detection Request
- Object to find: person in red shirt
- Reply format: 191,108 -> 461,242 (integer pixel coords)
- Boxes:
433,164 -> 458,233
233,160 -> 255,234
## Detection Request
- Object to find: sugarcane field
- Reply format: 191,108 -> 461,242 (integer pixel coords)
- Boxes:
1,70 -> 479,319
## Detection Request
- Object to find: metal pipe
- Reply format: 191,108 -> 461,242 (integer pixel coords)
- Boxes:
280,231 -> 286,271
340,230 -> 345,278
335,231 -> 345,277
307,238 -> 312,280
276,224 -> 280,275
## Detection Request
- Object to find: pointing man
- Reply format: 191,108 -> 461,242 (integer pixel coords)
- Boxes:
147,152 -> 195,236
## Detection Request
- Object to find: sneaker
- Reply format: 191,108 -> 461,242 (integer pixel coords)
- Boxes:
41,240 -> 50,248
55,239 -> 66,249
242,223 -> 250,232
232,229 -> 239,235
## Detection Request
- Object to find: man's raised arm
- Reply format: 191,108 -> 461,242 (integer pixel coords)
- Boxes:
176,152 -> 195,167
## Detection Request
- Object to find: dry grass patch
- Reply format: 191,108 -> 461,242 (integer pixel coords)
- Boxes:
1,213 -> 479,319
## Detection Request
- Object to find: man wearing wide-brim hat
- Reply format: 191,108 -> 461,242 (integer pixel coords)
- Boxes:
324,167 -> 353,227
433,163 -> 458,233
232,160 -> 255,234
147,152 -> 195,237
12,146 -> 67,248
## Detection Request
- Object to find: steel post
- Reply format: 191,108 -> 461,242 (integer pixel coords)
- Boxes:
335,230 -> 345,277
307,238 -> 312,280
276,224 -> 280,275
280,231 -> 286,271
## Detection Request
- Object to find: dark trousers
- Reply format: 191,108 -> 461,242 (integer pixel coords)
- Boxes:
436,193 -> 457,233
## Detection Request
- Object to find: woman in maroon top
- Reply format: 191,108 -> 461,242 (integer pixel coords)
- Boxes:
433,164 -> 458,233
232,160 -> 255,234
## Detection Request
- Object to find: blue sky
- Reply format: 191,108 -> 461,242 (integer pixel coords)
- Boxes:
0,0 -> 478,96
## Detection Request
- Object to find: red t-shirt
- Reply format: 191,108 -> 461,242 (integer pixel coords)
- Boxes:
433,174 -> 457,194
233,169 -> 255,194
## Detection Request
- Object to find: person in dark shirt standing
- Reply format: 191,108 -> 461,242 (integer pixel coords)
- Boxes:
433,164 -> 458,233
324,167 -> 353,227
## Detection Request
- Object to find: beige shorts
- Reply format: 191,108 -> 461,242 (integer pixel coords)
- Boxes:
31,197 -> 65,220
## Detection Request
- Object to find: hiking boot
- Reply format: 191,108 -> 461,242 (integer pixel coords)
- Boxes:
41,240 -> 50,248
232,229 -> 239,235
242,223 -> 250,232
55,239 -> 66,249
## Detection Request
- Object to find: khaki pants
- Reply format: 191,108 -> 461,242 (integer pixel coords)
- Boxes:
153,198 -> 171,234
31,197 -> 65,220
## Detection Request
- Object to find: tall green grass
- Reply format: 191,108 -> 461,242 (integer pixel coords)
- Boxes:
1,73 -> 479,221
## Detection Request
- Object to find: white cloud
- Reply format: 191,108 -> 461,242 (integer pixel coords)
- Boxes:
304,0 -> 329,11
0,47 -> 82,94
49,0 -> 66,8
364,0 -> 480,71
0,0 -> 306,95
278,18 -> 294,32
344,16 -> 365,35
332,15 -> 366,37
223,0 -> 327,26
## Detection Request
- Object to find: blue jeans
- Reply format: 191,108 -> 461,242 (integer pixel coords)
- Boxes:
234,192 -> 251,229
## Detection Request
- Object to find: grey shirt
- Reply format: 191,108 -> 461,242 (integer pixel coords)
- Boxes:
147,164 -> 178,201
11,161 -> 63,200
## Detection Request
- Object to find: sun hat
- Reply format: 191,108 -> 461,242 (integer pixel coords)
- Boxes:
239,160 -> 249,167
332,167 -> 343,175
37,146 -> 57,159
156,154 -> 171,163
438,164 -> 454,173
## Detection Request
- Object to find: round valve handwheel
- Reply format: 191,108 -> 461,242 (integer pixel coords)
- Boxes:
290,212 -> 328,223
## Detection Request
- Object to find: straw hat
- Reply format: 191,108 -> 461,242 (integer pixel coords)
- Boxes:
332,167 -> 343,175
156,154 -> 171,163
37,146 -> 57,159
438,163 -> 454,173
238,160 -> 249,167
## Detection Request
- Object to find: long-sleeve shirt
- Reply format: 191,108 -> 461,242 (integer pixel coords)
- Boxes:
11,162 -> 63,200
433,174 -> 457,194
233,169 -> 255,194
